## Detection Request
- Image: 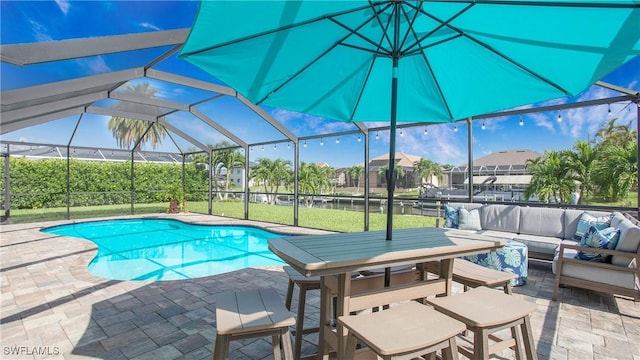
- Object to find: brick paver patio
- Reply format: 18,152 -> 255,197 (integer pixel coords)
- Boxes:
1,213 -> 638,359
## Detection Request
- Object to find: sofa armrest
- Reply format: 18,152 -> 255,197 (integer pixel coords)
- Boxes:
557,243 -> 639,275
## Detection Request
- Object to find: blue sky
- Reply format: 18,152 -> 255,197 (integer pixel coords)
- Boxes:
1,0 -> 639,168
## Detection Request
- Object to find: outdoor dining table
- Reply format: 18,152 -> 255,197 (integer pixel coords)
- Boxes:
268,227 -> 506,359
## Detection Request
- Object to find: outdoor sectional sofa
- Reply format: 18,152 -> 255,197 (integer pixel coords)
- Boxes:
443,202 -> 640,300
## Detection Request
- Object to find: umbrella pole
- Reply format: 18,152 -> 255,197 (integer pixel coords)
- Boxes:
384,2 -> 401,289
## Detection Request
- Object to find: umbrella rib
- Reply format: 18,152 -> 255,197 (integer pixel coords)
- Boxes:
404,18 -> 456,120
402,2 -> 474,54
349,25 -> 391,121
397,1 -> 424,51
426,0 -> 639,8
327,2 -> 394,57
255,5 -> 392,105
180,2 -> 384,56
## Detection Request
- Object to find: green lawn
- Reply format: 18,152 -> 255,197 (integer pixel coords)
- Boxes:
6,200 -> 437,233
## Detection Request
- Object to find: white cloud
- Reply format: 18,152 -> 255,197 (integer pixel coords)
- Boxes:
29,20 -> 53,42
55,0 -> 70,15
76,56 -> 112,74
528,112 -> 555,133
394,125 -> 466,165
140,22 -> 162,31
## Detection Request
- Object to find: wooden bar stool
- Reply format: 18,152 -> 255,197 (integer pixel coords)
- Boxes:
427,286 -> 538,360
214,288 -> 295,360
424,259 -> 517,294
338,301 -> 465,360
283,266 -> 322,359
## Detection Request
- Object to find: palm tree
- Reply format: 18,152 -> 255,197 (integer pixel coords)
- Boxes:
524,151 -> 575,203
413,158 -> 444,186
593,141 -> 638,202
212,142 -> 245,200
298,162 -> 335,207
346,165 -> 365,194
594,118 -> 637,147
250,158 -> 292,204
377,165 -> 405,190
561,141 -> 598,204
108,82 -> 168,149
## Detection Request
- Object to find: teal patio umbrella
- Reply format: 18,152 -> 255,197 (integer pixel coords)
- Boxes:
181,1 -> 640,242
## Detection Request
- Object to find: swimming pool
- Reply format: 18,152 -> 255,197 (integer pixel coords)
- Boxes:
41,218 -> 288,281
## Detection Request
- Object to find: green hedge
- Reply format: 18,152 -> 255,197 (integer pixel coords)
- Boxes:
3,158 -> 210,209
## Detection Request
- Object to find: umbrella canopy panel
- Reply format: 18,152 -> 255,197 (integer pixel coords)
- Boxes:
181,0 -> 640,123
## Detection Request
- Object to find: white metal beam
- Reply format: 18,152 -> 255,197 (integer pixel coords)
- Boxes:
86,106 -> 158,122
1,107 -> 84,134
108,92 -> 190,111
190,108 -> 247,147
158,119 -> 209,152
1,29 -> 189,66
235,93 -> 298,141
1,68 -> 144,108
145,69 -> 236,96
2,91 -> 108,123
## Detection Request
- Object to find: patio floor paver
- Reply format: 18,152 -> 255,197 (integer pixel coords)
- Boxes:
1,213 -> 639,360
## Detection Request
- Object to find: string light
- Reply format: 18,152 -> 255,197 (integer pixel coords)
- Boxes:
608,104 -> 612,117
424,127 -> 428,135
336,137 -> 340,144
287,142 -> 290,149
557,112 -> 562,122
453,124 -> 458,132
261,145 -> 265,151
273,144 -> 277,150
250,147 -> 253,152
519,116 -> 524,126
400,129 -> 404,137
481,121 -> 486,130
320,138 -> 324,146
357,135 -> 361,142
303,140 -> 307,148
375,131 -> 379,140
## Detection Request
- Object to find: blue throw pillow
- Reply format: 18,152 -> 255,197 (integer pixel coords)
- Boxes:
575,226 -> 620,262
443,205 -> 459,228
573,212 -> 612,241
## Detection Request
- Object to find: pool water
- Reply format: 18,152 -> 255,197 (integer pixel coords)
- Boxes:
42,218 -> 288,281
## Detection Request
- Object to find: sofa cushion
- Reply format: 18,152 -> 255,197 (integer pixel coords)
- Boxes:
443,205 -> 459,228
575,226 -> 620,263
553,247 -> 638,290
481,205 -> 520,233
519,207 -> 565,238
513,234 -> 563,258
610,212 -> 627,229
564,209 -> 612,240
572,212 -> 612,241
611,219 -> 640,267
476,230 -> 516,240
458,208 -> 482,231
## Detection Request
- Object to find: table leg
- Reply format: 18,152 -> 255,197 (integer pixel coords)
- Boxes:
335,272 -> 351,359
318,277 -> 332,360
440,258 -> 454,297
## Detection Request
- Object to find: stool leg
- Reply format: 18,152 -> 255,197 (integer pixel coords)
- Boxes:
442,337 -> 460,360
213,334 -> 229,360
281,328 -> 294,360
285,279 -> 294,310
521,316 -> 538,360
504,283 -> 512,294
343,332 -> 358,360
272,334 -> 282,360
474,328 -> 490,360
294,284 -> 308,359
511,322 -> 525,360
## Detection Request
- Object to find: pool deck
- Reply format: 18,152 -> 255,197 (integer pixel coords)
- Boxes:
1,213 -> 639,359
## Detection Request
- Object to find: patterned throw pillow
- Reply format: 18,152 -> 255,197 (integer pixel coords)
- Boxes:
575,226 -> 620,262
443,205 -> 459,228
573,212 -> 612,241
458,208 -> 482,231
